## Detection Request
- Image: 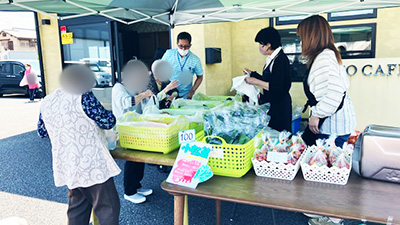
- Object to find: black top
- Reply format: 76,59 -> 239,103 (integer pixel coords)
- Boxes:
148,74 -> 178,97
147,74 -> 179,109
250,50 -> 292,132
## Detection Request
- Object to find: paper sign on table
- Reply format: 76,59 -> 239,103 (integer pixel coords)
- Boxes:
210,148 -> 224,159
179,129 -> 196,144
268,151 -> 289,163
167,141 -> 213,188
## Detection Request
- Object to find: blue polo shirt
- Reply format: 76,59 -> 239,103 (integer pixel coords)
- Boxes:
161,49 -> 203,98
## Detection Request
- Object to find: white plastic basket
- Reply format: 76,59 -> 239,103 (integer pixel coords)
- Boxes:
251,155 -> 303,181
300,147 -> 352,185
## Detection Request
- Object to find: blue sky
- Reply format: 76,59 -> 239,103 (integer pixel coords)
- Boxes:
0,12 -> 35,30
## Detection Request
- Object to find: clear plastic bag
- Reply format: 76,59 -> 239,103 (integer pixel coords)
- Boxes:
292,104 -> 303,120
331,143 -> 353,169
308,139 -> 328,167
291,132 -> 306,153
276,131 -> 291,152
288,144 -> 302,165
203,101 -> 270,144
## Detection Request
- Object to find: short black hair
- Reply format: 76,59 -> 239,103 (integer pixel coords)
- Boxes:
254,27 -> 282,50
177,32 -> 192,44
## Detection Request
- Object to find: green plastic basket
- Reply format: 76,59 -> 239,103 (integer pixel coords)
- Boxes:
201,133 -> 259,177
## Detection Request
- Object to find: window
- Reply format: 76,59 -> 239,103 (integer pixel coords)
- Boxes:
20,40 -> 30,47
8,41 -> 13,50
276,15 -> 310,26
328,9 -> 377,21
1,41 -> 8,48
333,24 -> 376,59
89,64 -> 103,72
13,64 -> 25,76
2,32 -> 6,37
29,40 -> 36,48
278,23 -> 376,81
0,62 -> 12,75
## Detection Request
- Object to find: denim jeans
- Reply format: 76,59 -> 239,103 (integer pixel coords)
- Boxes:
316,134 -> 350,148
29,88 -> 36,101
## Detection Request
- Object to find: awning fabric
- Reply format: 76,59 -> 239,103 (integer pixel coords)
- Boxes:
0,0 -> 399,26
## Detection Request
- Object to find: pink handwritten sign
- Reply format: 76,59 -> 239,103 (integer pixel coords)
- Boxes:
171,159 -> 201,183
167,141 -> 212,188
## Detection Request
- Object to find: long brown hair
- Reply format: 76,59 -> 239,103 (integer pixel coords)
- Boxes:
297,15 -> 342,68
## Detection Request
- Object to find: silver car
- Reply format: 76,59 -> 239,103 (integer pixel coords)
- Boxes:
88,63 -> 112,87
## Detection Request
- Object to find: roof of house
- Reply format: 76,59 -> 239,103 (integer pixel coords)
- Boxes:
0,28 -> 36,39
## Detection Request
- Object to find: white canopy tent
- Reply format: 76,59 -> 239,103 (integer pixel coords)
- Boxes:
0,0 -> 400,26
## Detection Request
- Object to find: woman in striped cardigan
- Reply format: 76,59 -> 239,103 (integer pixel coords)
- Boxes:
297,15 -> 356,148
297,14 -> 357,225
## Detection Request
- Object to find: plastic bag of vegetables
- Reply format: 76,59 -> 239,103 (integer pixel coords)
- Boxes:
203,101 -> 270,145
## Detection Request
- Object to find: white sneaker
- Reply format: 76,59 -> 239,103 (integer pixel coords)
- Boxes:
137,188 -> 153,196
308,217 -> 344,225
124,193 -> 146,204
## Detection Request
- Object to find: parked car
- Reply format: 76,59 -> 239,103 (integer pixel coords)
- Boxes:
0,60 -> 43,97
79,58 -> 112,74
65,61 -> 112,87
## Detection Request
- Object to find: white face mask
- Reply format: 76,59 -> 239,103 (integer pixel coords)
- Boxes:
178,48 -> 189,56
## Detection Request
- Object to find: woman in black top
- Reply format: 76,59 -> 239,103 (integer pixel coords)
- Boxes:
244,27 -> 292,132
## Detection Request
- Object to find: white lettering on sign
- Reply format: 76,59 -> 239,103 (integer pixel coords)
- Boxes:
179,129 -> 196,144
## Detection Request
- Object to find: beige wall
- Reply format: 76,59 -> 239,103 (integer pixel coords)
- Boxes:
173,19 -> 271,96
37,13 -> 63,94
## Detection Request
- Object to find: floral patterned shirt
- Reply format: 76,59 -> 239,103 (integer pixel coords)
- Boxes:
38,91 -> 116,138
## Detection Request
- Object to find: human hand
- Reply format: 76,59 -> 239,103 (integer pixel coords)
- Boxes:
309,115 -> 320,134
243,68 -> 252,75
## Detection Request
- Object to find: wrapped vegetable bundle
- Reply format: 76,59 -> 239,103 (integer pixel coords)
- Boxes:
306,136 -> 353,169
301,137 -> 354,185
252,130 -> 306,180
203,101 -> 271,144
254,131 -> 306,165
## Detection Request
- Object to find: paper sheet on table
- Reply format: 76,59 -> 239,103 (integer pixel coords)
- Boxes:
231,75 -> 259,105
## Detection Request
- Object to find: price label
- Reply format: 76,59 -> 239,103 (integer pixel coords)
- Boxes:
209,148 -> 224,159
179,129 -> 196,144
268,152 -> 288,163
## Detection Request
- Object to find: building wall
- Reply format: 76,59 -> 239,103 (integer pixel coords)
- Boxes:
173,7 -> 400,130
0,32 -> 36,51
37,13 -> 63,94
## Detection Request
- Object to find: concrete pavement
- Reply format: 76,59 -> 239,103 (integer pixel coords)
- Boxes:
1,95 -> 374,225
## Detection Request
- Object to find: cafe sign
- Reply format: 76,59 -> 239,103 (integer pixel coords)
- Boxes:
343,58 -> 400,76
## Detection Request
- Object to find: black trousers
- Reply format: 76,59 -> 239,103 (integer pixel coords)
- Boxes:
124,161 -> 145,195
29,88 -> 36,101
67,178 -> 120,225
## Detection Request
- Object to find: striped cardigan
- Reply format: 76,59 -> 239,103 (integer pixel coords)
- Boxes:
308,49 -> 356,135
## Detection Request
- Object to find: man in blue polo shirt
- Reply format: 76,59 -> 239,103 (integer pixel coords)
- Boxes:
161,32 -> 203,99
